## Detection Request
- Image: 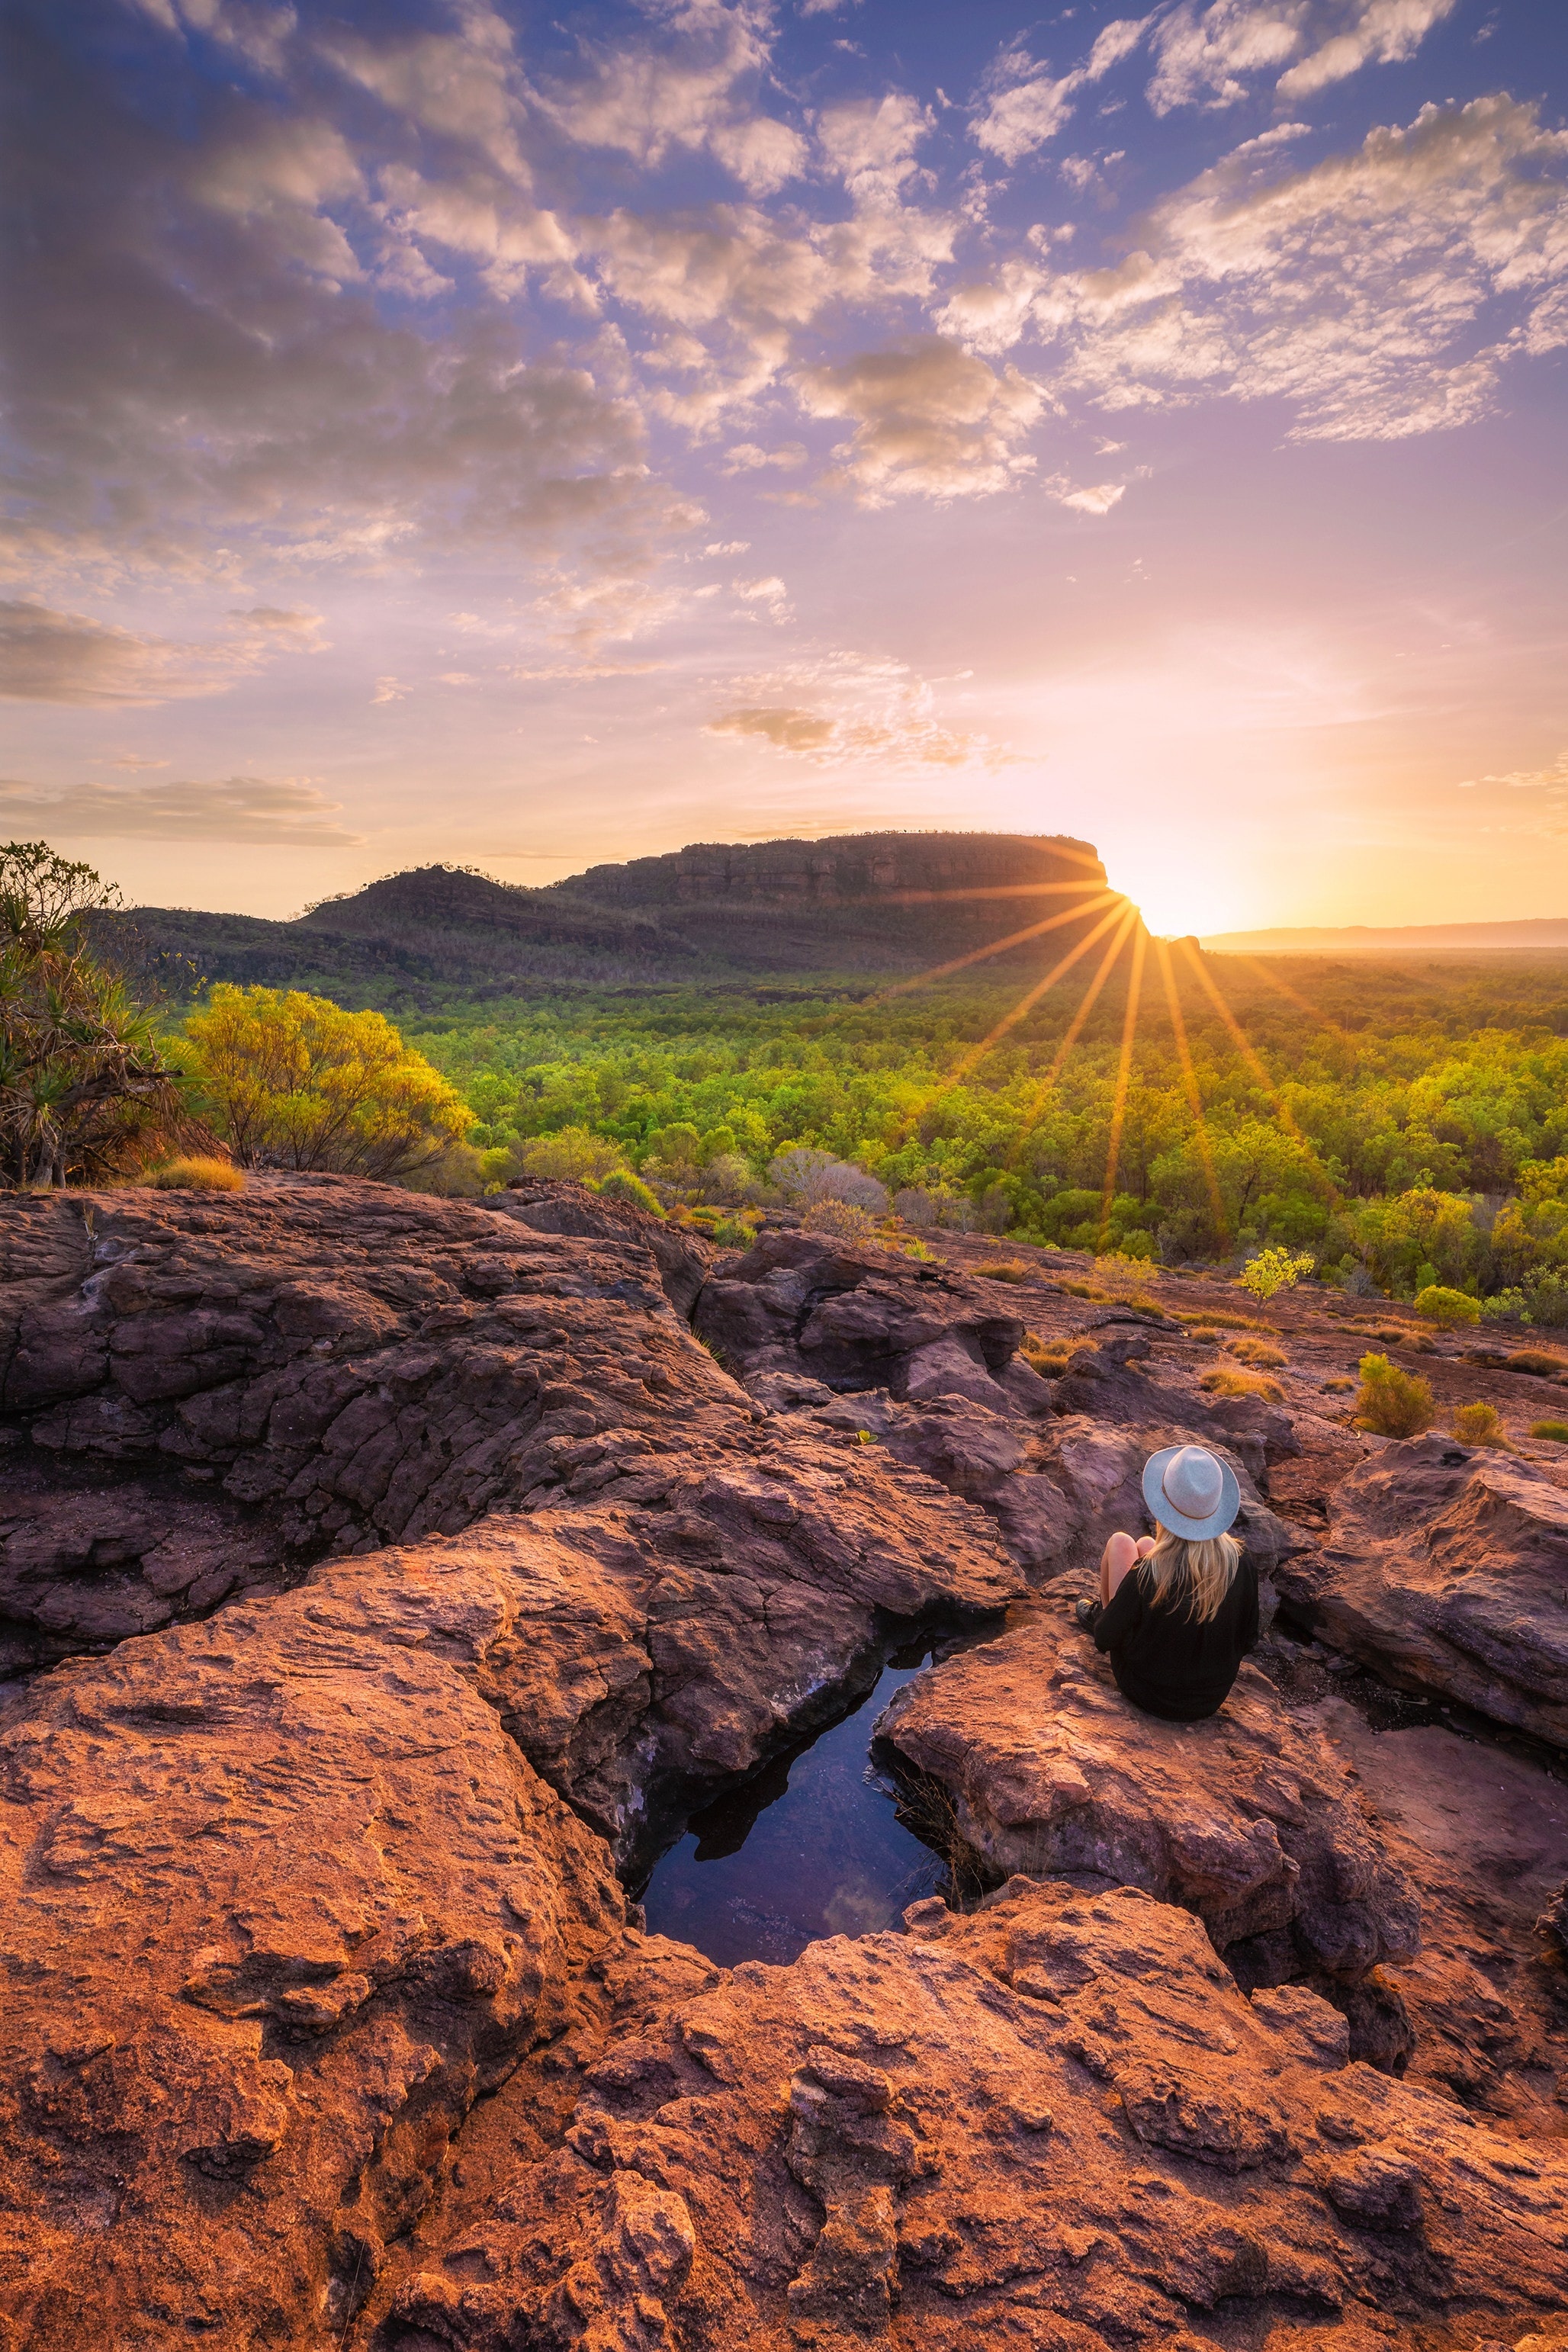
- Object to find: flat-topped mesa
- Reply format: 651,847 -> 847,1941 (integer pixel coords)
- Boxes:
548,829 -> 1107,907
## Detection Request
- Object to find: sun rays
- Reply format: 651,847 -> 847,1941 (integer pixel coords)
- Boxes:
847,873 -> 1348,1246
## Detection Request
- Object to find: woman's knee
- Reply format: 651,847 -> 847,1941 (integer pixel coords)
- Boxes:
1101,1531 -> 1139,1598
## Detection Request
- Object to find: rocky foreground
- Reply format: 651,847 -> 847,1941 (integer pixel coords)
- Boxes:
1,1179 -> 1565,2350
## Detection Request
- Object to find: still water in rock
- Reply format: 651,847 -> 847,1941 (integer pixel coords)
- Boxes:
640,1631 -> 969,1968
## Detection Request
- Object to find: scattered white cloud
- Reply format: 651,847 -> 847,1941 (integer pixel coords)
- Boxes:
939,97 -> 1568,443
816,92 -> 932,204
724,442 -> 807,471
371,676 -> 409,704
972,20 -> 1148,167
0,772 -> 365,845
706,648 -> 1009,766
796,338 -> 1044,502
535,0 -> 807,195
1146,0 -> 1457,116
1045,477 -> 1128,514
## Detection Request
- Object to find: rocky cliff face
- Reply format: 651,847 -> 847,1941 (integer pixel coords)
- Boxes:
2,1182 -> 1565,2352
114,829 -> 1121,1001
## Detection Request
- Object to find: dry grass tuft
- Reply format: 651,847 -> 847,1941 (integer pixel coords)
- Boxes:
1226,1335 -> 1287,1368
146,1156 -> 243,1191
1181,1309 -> 1278,1334
974,1259 -> 1033,1284
1023,1335 -> 1074,1379
1322,1375 -> 1357,1393
1200,1365 -> 1284,1403
1508,1348 -> 1568,1378
1529,1419 -> 1568,1443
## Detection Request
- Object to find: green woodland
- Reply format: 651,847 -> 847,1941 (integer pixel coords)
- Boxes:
399,955 -> 1568,1322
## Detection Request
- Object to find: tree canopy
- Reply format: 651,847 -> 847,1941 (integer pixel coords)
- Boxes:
183,984 -> 470,1180
0,841 -> 187,1189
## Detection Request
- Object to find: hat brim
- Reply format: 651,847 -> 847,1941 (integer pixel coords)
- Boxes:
1142,1445 -> 1242,1542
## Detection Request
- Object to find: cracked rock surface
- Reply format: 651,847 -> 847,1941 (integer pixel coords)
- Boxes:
876,1603 -> 1421,2042
1274,1435 -> 1568,1746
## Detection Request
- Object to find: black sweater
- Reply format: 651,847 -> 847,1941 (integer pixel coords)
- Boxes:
1094,1557 -> 1259,1722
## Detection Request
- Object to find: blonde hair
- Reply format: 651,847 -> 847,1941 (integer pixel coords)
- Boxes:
1142,1527 -> 1242,1624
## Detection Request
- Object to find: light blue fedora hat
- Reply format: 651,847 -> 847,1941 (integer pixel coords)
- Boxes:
1142,1443 -> 1241,1542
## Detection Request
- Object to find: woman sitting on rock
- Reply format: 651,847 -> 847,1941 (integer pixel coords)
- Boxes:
1081,1444 -> 1258,1722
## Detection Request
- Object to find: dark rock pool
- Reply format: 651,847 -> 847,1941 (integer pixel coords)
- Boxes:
637,1630 -> 976,1968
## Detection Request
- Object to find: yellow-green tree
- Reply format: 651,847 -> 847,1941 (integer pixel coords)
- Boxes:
184,985 -> 469,1181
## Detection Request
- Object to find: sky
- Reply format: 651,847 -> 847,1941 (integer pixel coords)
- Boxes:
3,0 -> 1566,937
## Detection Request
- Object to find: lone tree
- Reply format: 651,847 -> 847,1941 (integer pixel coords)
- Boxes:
183,984 -> 470,1180
0,841 -> 188,1189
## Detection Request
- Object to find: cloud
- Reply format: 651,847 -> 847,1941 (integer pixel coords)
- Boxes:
706,648 -> 1010,767
971,20 -> 1148,166
1459,751 -> 1568,789
795,338 -> 1044,502
815,92 -> 932,204
939,97 -> 1568,442
4,14 -> 680,589
0,601 -> 318,705
0,773 -> 365,846
1045,477 -> 1128,514
535,0 -> 806,194
371,676 -> 408,704
1145,0 -> 1456,116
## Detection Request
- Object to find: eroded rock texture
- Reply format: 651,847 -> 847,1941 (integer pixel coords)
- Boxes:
0,1572 -> 627,2347
368,1881 -> 1568,2352
877,1610 -> 1420,2021
1276,1434 -> 1568,1744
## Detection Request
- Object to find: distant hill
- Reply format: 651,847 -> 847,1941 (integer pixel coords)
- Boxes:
113,831 -> 1118,1011
1202,917 -> 1568,956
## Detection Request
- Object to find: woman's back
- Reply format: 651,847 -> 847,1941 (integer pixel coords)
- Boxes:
1094,1550 -> 1259,1722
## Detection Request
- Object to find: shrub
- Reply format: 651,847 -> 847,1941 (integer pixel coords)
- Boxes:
1529,1419 -> 1568,1442
1200,1366 -> 1284,1403
1094,1252 -> 1159,1296
1238,1246 -> 1315,1300
1415,1284 -> 1482,1329
184,985 -> 468,1181
598,1168 -> 664,1216
1451,1401 -> 1506,1447
514,1127 -> 628,1184
974,1259 -> 1032,1284
1322,1375 -> 1357,1393
1354,1353 -> 1435,1438
802,1197 -> 877,1242
1226,1336 -> 1287,1367
1507,1348 -> 1568,1377
1023,1335 -> 1074,1377
146,1155 -> 243,1191
771,1148 -> 887,1213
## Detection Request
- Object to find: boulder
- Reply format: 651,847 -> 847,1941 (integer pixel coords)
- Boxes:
493,1178 -> 712,1317
364,1880 -> 1568,2352
877,1615 -> 1419,2013
0,1567 -> 628,2349
1275,1435 -> 1568,1746
694,1230 -> 1024,1396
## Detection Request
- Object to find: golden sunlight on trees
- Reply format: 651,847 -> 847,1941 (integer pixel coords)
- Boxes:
0,840 -> 188,1190
183,985 -> 469,1181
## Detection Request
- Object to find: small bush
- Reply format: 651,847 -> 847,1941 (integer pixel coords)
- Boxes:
1200,1366 -> 1284,1403
901,1239 -> 937,1261
1093,1252 -> 1158,1296
1507,1348 -> 1568,1377
1182,1309 -> 1277,1333
1451,1401 -> 1506,1447
1354,1352 -> 1435,1438
802,1198 -> 878,1242
975,1258 -> 1033,1284
597,1168 -> 664,1216
1322,1375 -> 1357,1393
146,1156 -> 243,1191
1023,1335 -> 1074,1378
1529,1419 -> 1568,1442
1238,1246 -> 1315,1300
1226,1336 -> 1287,1367
1415,1284 -> 1482,1329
